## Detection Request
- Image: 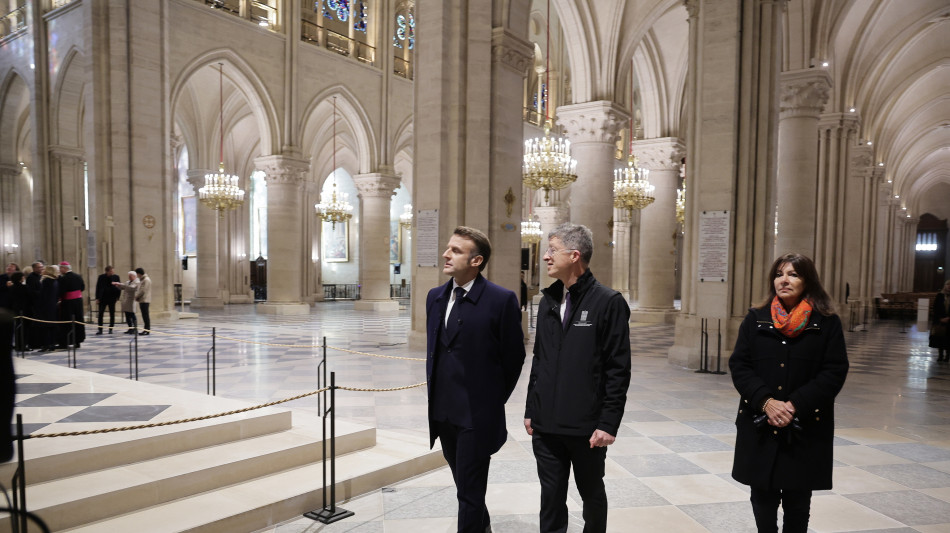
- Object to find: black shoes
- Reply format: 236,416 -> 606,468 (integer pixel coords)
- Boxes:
96,330 -> 103,335
140,331 -> 149,336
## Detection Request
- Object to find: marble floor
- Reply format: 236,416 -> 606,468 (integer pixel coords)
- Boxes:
10,302 -> 950,532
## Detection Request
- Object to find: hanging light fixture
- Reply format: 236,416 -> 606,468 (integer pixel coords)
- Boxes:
315,96 -> 354,229
199,63 -> 245,217
521,218 -> 543,244
522,0 -> 577,203
613,70 -> 655,213
675,183 -> 686,229
613,155 -> 654,212
399,203 -> 413,229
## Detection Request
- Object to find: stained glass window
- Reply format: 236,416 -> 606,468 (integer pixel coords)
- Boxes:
394,12 -> 414,49
353,1 -> 367,32
322,0 -> 350,22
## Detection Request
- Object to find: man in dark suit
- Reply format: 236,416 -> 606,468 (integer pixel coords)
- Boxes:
426,226 -> 526,533
95,266 -> 121,334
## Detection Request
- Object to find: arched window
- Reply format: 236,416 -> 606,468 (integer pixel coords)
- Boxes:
249,170 -> 268,260
393,3 -> 414,79
304,1 -> 372,62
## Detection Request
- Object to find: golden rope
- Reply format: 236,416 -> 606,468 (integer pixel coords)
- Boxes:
14,316 -> 212,338
328,346 -> 426,362
25,382 -> 430,439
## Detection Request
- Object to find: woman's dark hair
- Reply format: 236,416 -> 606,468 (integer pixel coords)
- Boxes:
10,272 -> 23,284
758,253 -> 835,316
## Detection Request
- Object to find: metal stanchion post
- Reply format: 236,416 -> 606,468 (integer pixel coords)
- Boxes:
695,318 -> 709,374
304,371 -> 354,524
712,319 -> 726,375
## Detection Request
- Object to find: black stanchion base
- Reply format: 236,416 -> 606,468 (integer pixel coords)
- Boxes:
709,370 -> 727,375
304,507 -> 355,524
694,369 -> 710,374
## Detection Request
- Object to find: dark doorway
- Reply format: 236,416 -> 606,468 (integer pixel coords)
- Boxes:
251,255 -> 267,301
914,214 -> 947,292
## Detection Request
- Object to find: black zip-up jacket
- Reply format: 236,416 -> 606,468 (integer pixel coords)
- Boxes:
525,269 -> 631,437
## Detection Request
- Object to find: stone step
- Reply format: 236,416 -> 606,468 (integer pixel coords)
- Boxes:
3,409 -> 295,485
18,422 -> 376,532
59,430 -> 444,533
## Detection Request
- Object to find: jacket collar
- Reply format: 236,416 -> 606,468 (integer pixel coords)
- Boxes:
542,268 -> 595,304
751,304 -> 824,332
435,273 -> 486,305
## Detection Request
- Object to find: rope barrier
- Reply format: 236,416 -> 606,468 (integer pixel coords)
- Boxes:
23,381 -> 428,439
15,316 -> 212,338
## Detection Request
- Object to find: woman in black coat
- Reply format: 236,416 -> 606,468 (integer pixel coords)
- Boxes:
933,279 -> 950,361
729,253 -> 849,533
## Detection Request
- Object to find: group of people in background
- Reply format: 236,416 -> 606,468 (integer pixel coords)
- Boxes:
95,266 -> 151,336
0,262 -> 152,352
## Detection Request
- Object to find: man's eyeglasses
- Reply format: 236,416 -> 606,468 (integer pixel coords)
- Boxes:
545,248 -> 576,257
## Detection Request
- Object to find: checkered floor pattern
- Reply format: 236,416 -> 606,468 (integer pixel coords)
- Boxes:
10,302 -> 950,532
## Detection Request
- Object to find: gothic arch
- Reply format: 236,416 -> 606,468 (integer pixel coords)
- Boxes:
299,85 -> 376,181
171,49 -> 279,162
50,48 -> 86,149
0,70 -> 30,165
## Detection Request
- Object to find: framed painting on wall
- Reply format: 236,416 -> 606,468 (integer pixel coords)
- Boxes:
390,220 -> 400,263
323,221 -> 349,262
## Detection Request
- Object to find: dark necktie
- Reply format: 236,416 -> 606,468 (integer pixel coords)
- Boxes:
445,287 -> 465,339
562,291 -> 572,329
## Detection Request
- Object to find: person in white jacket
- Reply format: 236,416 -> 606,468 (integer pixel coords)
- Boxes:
134,267 -> 152,335
113,271 -> 140,334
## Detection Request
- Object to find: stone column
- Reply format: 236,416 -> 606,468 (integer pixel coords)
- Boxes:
816,112 -> 859,305
255,155 -> 311,315
534,204 -> 569,291
186,169 -> 223,308
631,137 -> 685,323
353,172 -> 401,311
556,101 -> 628,286
775,68 -> 831,257
612,207 -> 631,300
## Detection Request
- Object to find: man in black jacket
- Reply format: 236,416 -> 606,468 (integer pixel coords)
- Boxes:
57,261 -> 85,348
95,266 -> 121,334
524,223 -> 631,533
25,262 -> 43,350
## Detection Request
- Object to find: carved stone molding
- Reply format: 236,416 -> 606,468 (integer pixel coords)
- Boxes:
850,144 -> 873,179
556,101 -> 629,145
819,112 -> 860,134
534,205 -> 569,226
255,154 -> 310,186
683,0 -> 699,19
0,163 -> 22,178
49,145 -> 85,163
353,172 -> 401,198
491,27 -> 534,77
779,69 -> 832,119
631,138 -> 686,171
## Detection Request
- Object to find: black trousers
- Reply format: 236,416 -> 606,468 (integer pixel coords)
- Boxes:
436,420 -> 491,533
532,431 -> 607,533
139,302 -> 150,331
125,311 -> 137,329
60,298 -> 85,345
98,300 -> 116,332
750,487 -> 812,533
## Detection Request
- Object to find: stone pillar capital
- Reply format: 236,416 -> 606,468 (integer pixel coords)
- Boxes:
533,205 -> 569,226
49,145 -> 84,163
555,101 -> 629,145
683,0 -> 699,19
818,112 -> 860,133
491,27 -> 534,77
186,169 -> 213,194
779,69 -> 832,119
850,144 -> 874,180
254,154 -> 311,185
631,138 -> 686,171
0,163 -> 22,177
352,172 -> 401,198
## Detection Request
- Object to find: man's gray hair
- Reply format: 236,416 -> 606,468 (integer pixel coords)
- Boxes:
549,223 -> 593,264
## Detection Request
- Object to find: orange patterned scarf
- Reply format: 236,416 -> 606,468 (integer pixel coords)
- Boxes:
771,296 -> 812,338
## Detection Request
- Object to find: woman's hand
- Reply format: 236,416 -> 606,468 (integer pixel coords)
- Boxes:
765,399 -> 796,428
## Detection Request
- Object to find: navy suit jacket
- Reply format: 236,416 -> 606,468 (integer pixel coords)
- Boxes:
426,273 -> 526,457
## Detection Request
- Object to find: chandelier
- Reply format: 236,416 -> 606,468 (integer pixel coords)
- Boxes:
521,219 -> 542,244
613,155 -> 654,212
676,183 -> 686,228
399,203 -> 413,229
199,63 -> 245,217
522,0 -> 577,204
523,124 -> 578,203
316,96 -> 353,229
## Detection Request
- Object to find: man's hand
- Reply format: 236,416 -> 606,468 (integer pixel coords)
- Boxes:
589,429 -> 615,448
523,418 -> 533,435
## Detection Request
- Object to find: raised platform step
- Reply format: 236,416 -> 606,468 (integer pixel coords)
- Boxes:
20,422 -> 376,532
60,430 -> 444,533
